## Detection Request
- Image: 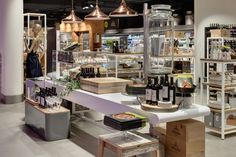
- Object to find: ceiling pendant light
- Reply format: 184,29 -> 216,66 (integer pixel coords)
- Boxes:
109,0 -> 138,17
85,0 -> 110,20
61,0 -> 82,24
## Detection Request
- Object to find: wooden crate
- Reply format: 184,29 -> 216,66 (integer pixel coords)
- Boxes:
80,77 -> 132,94
166,119 -> 205,142
166,119 -> 205,157
210,29 -> 231,37
166,136 -> 205,157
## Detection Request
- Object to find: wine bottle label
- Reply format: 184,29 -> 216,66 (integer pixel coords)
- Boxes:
146,89 -> 152,101
163,86 -> 169,98
170,89 -> 174,102
159,89 -> 163,101
152,90 -> 157,102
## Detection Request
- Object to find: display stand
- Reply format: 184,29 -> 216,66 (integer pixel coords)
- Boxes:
25,98 -> 70,141
24,13 -> 47,76
200,59 -> 236,139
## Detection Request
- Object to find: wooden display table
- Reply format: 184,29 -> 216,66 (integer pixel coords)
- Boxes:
98,132 -> 159,157
25,99 -> 70,141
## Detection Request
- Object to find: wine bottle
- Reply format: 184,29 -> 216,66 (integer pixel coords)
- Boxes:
169,77 -> 176,105
151,77 -> 158,105
146,77 -> 152,104
162,74 -> 170,102
159,76 -> 164,102
91,67 -> 95,78
96,67 -> 101,78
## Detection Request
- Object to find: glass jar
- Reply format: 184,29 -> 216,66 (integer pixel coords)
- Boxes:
145,4 -> 174,75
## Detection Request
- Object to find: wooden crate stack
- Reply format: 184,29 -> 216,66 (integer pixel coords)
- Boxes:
166,119 -> 205,157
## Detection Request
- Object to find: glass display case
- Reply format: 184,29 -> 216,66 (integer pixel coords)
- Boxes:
106,53 -> 143,78
50,50 -> 108,80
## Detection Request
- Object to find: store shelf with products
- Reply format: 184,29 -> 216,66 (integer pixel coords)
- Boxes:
53,50 -> 109,80
200,58 -> 236,139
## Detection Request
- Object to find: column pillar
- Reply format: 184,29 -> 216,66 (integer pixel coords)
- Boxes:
0,0 -> 24,104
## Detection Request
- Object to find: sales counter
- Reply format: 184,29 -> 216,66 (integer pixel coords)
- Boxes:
26,78 -> 210,128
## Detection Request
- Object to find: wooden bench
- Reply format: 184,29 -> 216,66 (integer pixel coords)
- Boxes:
98,132 -> 159,157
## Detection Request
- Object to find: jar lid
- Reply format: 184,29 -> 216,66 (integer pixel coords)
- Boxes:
186,11 -> 193,14
173,13 -> 179,17
151,4 -> 172,11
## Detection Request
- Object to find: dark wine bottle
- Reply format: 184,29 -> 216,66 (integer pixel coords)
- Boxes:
169,77 -> 176,105
162,74 -> 170,102
91,67 -> 95,78
96,67 -> 101,78
159,76 -> 164,102
151,77 -> 158,105
146,77 -> 152,104
85,68 -> 89,78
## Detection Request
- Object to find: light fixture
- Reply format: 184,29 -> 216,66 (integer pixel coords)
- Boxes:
109,0 -> 138,17
61,0 -> 82,24
85,0 -> 110,20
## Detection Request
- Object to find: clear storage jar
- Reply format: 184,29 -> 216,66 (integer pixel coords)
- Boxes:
146,4 -> 174,75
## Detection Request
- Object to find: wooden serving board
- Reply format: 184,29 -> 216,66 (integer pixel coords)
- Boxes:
80,77 -> 132,94
141,103 -> 178,112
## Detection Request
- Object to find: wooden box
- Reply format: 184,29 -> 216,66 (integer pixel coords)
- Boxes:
166,119 -> 205,142
210,29 -> 231,37
166,136 -> 205,157
166,119 -> 205,157
80,77 -> 132,94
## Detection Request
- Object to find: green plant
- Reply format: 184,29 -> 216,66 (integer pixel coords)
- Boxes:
59,73 -> 80,97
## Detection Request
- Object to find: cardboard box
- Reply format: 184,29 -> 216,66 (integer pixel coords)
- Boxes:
165,31 -> 185,38
210,29 -> 231,37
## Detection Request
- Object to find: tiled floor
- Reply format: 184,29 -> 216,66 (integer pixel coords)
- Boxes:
0,94 -> 236,157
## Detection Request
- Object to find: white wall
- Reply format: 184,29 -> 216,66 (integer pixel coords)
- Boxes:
195,0 -> 236,80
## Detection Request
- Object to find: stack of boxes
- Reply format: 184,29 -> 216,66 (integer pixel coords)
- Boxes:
166,119 -> 205,157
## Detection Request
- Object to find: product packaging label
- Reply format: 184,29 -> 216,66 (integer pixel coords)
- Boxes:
152,90 -> 157,102
146,89 -> 152,101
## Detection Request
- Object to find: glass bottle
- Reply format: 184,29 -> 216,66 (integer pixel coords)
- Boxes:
159,76 -> 164,102
146,77 -> 152,104
162,74 -> 170,102
96,67 -> 101,78
169,77 -> 176,104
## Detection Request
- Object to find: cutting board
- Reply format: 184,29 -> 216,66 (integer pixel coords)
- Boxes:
80,77 -> 132,94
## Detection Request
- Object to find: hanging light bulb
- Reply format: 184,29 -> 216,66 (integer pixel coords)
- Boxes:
61,0 -> 82,24
109,0 -> 138,17
85,0 -> 110,20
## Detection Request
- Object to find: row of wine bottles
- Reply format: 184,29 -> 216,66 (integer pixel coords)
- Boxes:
35,87 -> 57,108
80,67 -> 101,78
146,74 -> 176,105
